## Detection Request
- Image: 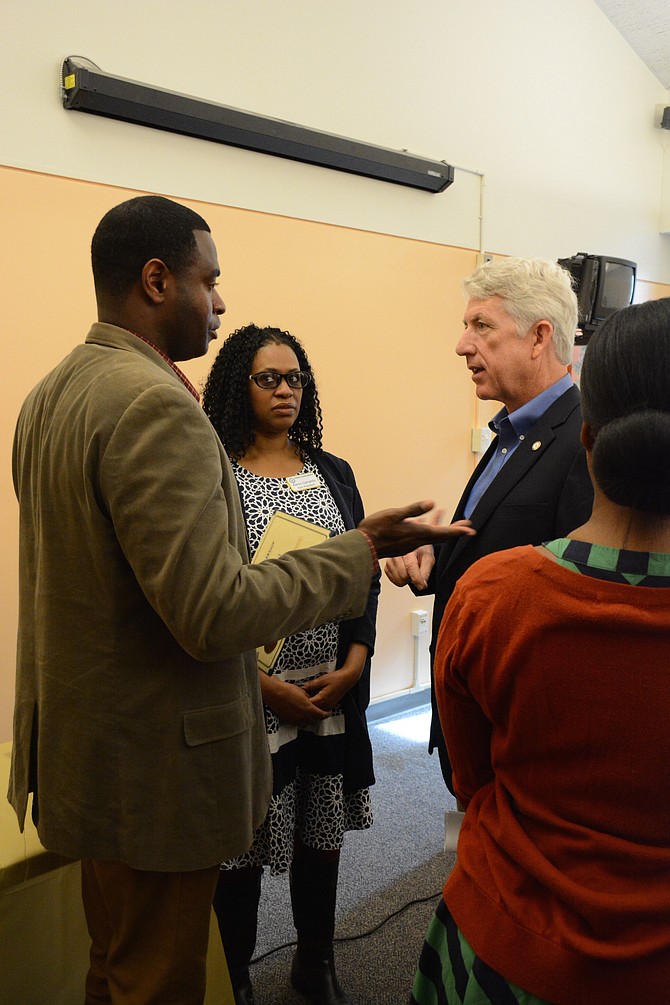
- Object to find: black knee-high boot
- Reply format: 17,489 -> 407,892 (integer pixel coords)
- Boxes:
289,847 -> 351,1005
212,867 -> 262,1005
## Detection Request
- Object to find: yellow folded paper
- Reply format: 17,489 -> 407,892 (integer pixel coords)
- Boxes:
252,510 -> 331,671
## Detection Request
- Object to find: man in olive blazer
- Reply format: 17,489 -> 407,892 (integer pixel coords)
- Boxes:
11,320 -> 373,871
10,196 -> 469,1003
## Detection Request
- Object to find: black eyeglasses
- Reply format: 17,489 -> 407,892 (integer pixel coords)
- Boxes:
249,370 -> 312,390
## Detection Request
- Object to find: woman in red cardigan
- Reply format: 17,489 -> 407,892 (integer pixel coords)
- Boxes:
411,297 -> 670,1005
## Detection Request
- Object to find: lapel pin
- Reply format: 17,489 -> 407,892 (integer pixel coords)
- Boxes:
532,440 -> 542,451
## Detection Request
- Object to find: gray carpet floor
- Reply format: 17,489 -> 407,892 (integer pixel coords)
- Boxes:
245,705 -> 458,1005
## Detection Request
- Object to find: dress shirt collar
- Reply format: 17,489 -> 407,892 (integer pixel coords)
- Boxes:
489,373 -> 573,438
131,332 -> 201,403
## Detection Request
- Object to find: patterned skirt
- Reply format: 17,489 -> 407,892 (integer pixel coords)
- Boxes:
221,663 -> 373,875
410,898 -> 553,1005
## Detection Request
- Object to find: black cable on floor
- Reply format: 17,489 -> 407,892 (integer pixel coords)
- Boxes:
250,889 -> 441,966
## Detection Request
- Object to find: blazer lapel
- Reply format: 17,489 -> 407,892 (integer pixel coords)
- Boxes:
440,384 -> 582,571
434,442 -> 497,575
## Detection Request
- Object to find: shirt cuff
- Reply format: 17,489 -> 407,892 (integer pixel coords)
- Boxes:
356,529 -> 380,576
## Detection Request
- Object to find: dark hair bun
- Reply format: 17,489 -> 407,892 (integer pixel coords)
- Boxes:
592,410 -> 670,514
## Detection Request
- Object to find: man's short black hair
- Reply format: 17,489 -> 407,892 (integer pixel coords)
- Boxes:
91,195 -> 211,298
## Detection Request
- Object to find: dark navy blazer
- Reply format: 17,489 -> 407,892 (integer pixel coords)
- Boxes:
417,384 -> 594,763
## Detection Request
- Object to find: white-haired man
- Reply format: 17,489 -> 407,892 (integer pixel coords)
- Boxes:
386,258 -> 594,793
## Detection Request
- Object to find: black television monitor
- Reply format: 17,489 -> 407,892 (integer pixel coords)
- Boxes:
558,253 -> 636,344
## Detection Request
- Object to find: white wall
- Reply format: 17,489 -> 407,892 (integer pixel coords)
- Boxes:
3,0 -> 670,277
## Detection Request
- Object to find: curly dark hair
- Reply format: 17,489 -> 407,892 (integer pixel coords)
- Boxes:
202,324 -> 324,460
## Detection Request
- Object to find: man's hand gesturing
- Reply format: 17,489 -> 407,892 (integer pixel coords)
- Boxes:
358,501 -> 475,562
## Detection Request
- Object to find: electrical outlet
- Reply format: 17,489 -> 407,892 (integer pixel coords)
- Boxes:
476,252 -> 493,267
471,427 -> 493,453
411,609 -> 429,637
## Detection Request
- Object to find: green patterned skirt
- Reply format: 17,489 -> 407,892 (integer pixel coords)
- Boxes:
410,898 -> 553,1005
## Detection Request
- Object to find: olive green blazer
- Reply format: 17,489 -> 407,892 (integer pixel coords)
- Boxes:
10,324 -> 371,871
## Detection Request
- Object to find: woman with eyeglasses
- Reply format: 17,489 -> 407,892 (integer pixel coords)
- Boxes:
202,324 -> 379,1005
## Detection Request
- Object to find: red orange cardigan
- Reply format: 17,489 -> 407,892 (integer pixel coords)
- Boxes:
435,545 -> 670,1005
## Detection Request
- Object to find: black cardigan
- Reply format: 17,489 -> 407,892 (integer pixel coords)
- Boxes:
307,449 -> 380,791
235,447 -> 380,791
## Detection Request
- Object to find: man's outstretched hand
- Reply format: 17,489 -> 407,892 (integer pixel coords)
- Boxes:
358,501 -> 475,560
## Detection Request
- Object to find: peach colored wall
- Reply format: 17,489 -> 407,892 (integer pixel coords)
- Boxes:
3,166 -> 669,742
1,165 -> 487,741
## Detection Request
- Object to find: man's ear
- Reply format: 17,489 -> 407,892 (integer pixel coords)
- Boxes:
141,258 -> 170,304
530,319 -> 553,358
580,421 -> 595,451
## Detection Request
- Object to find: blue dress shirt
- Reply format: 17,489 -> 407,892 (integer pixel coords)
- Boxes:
463,374 -> 574,519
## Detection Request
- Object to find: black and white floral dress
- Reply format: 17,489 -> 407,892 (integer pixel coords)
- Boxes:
222,454 -> 375,874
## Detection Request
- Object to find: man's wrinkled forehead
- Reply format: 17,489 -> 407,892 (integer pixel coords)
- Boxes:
463,295 -> 512,327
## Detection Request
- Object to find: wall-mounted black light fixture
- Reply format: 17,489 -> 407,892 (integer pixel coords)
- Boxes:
61,57 -> 454,194
662,107 -> 670,129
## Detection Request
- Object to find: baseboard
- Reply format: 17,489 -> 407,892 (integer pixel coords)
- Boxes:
367,690 -> 431,723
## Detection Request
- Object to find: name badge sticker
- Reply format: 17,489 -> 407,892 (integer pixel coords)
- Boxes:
286,472 -> 321,492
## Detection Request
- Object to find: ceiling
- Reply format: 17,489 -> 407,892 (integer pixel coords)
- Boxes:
594,0 -> 670,89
